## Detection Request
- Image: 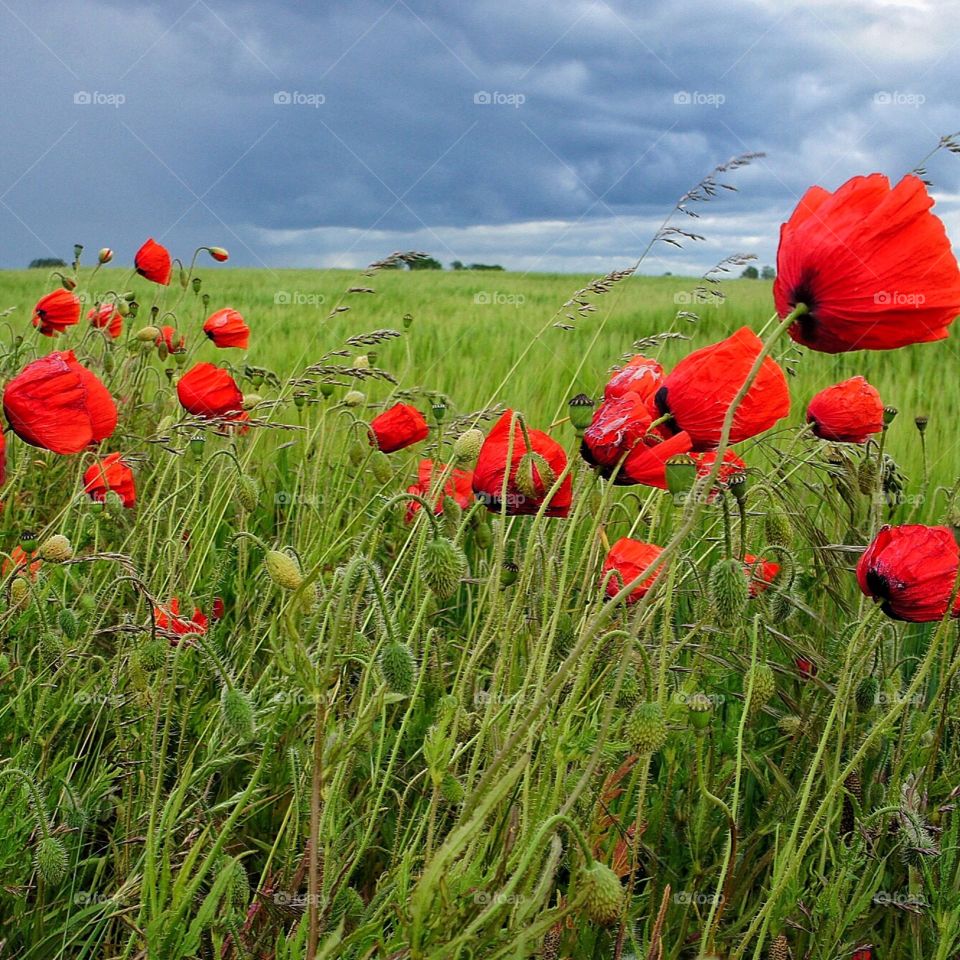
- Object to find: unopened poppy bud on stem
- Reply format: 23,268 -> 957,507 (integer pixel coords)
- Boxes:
453,428 -> 484,464
516,452 -> 554,501
136,325 -> 160,343
206,246 -> 229,262
265,549 -> 303,590
98,247 -> 113,264
343,390 -> 365,408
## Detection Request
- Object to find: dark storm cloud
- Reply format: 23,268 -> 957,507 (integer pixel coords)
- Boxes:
1,0 -> 958,273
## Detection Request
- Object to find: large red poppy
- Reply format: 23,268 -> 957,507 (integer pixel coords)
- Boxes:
135,238 -> 172,285
176,363 -> 243,418
32,289 -> 81,337
857,524 -> 960,622
83,452 -> 136,508
3,351 -> 117,454
88,303 -> 123,339
581,393 -> 653,469
405,459 -> 474,522
472,410 -> 572,517
203,308 -> 249,349
600,537 -> 664,603
806,376 -> 884,444
651,327 -> 790,451
369,403 -> 429,453
775,174 -> 960,353
155,598 -> 208,639
618,431 -> 693,488
604,354 -> 664,401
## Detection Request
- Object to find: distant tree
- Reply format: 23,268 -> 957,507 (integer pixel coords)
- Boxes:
663,271 -> 672,276
760,265 -> 776,280
450,260 -> 464,270
28,257 -> 66,269
468,263 -> 504,271
409,256 -> 443,270
740,265 -> 760,280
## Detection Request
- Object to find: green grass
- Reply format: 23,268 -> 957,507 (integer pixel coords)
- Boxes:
0,263 -> 958,959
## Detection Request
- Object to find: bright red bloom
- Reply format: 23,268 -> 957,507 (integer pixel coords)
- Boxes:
744,554 -> 780,596
851,948 -> 873,960
83,452 -> 136,508
604,354 -> 664,402
651,327 -> 790,451
693,449 -> 747,498
369,403 -> 429,453
211,596 -> 225,621
135,238 -> 172,285
88,303 -> 123,339
472,409 -> 572,517
775,174 -> 960,353
619,431 -> 693,488
154,598 -> 208,639
156,326 -> 185,353
176,363 -> 243,418
601,537 -> 664,603
806,376 -> 884,444
405,459 -> 474,522
795,656 -> 818,679
32,289 -> 81,337
203,308 -> 249,349
3,351 -> 117,454
581,393 -> 653,469
857,524 -> 960,622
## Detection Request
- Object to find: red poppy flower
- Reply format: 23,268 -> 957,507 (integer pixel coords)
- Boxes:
215,410 -> 250,435
176,362 -> 243,418
83,452 -> 136,508
581,393 -> 653,469
32,289 -> 81,337
156,326 -> 185,353
135,238 -> 172,285
0,429 -> 5,488
405,459 -> 474,522
806,376 -> 884,444
857,524 -> 960,622
154,598 -> 208,639
619,431 -> 694,488
211,596 -> 225,621
88,303 -> 123,339
692,449 -> 747,500
601,537 -> 664,603
3,351 -> 118,454
203,308 -> 249,349
604,354 -> 664,402
207,246 -> 229,262
651,327 -> 790,451
775,174 -> 960,353
369,403 -> 429,453
2,545 -> 40,580
472,409 -> 572,517
851,948 -> 873,960
743,554 -> 780,596
795,656 -> 818,679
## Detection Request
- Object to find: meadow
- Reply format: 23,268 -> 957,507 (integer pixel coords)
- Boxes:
0,250 -> 958,960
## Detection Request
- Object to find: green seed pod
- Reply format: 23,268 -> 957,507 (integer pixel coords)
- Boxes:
766,588 -> 795,624
665,454 -> 697,501
500,561 -> 519,588
379,641 -> 417,696
220,686 -> 256,743
440,772 -> 465,805
58,608 -> 79,641
626,702 -> 667,754
35,835 -> 68,886
472,520 -> 493,550
420,538 -> 467,599
265,550 -> 303,590
763,504 -> 793,547
10,577 -> 30,611
370,450 -> 393,484
453,428 -> 484,464
578,860 -> 624,926
348,440 -> 366,466
343,390 -> 365,408
138,636 -> 168,672
687,692 -> 714,731
855,676 -> 879,712
237,475 -> 260,512
709,558 -> 749,628
567,393 -> 595,433
857,455 -> 879,495
39,631 -> 63,666
745,663 -> 776,715
228,857 -> 250,912
38,535 -> 73,563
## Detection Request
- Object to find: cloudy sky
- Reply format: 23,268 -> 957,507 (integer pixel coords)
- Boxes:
1,0 -> 958,275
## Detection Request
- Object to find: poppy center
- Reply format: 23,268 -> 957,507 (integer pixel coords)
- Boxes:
865,568 -> 891,600
789,277 -> 818,341
653,386 -> 679,436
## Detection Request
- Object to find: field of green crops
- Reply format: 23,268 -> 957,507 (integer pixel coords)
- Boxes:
0,260 -> 958,959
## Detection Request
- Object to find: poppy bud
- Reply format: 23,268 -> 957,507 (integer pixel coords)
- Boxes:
35,835 -> 68,886
687,692 -> 714,731
58,608 -> 78,640
265,549 -> 303,590
220,686 -> 256,742
577,860 -> 624,926
515,451 -> 554,501
10,577 -> 30,610
379,640 -> 417,695
709,558 -> 748,627
343,390 -> 365,407
370,450 -> 393,484
568,393 -> 595,433
745,663 -> 776,715
98,247 -> 113,264
665,453 -> 697,500
207,246 -> 229,262
237,475 -> 260,511
778,715 -> 802,738
855,676 -> 878,711
38,534 -> 73,563
420,537 -> 467,598
319,382 -> 335,399
354,354 -> 370,370
768,934 -> 790,960
242,393 -> 262,410
914,414 -> 928,434
40,630 -> 63,665
626,702 -> 668,754
453,428 -> 484,464
59,274 -> 77,292
136,325 -> 160,342
473,520 -> 493,550
763,504 -> 793,546
138,636 -> 168,671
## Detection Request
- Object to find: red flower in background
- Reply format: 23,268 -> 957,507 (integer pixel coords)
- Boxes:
154,598 -> 208,639
604,354 -> 664,401
601,537 -> 664,603
651,327 -> 790,451
32,289 -> 81,337
744,554 -> 780,596
405,459 -> 474,522
135,238 -> 172,285
806,376 -> 884,444
3,351 -> 117,454
775,174 -> 960,353
2,545 -> 40,580
851,948 -> 873,960
472,410 -> 572,517
211,597 -> 226,621
581,393 -> 652,469
619,431 -> 693,488
88,303 -> 123,339
0,430 -> 5,487
83,452 -> 136,508
204,308 -> 249,349
369,403 -> 429,453
693,449 -> 747,498
176,363 -> 243,418
857,524 -> 960,622
156,326 -> 185,353
796,656 -> 818,679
